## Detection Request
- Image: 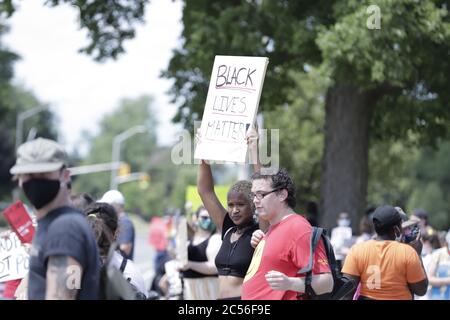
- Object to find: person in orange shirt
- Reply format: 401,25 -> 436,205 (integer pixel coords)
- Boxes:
342,205 -> 428,300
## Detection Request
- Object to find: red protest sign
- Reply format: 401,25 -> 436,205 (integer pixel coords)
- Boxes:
2,201 -> 35,244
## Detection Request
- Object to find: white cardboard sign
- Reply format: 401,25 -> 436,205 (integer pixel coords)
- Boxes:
0,232 -> 29,282
194,55 -> 269,163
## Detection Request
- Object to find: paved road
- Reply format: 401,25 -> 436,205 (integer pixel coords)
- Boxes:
132,221 -> 156,293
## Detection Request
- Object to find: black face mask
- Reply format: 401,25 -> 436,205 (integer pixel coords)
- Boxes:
22,178 -> 61,209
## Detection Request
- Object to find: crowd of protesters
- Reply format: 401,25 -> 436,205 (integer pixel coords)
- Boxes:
0,136 -> 449,300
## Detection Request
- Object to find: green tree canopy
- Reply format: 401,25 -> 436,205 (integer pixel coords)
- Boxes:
263,70 -> 325,211
0,0 -> 149,61
164,0 -> 450,228
407,140 -> 450,229
0,24 -> 57,200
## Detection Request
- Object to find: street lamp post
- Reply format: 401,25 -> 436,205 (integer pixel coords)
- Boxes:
110,125 -> 147,189
15,106 -> 48,151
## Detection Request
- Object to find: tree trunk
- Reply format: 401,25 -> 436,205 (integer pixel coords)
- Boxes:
320,85 -> 374,231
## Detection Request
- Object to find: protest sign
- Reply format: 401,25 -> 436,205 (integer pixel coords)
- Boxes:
2,201 -> 35,244
194,55 -> 268,163
0,232 -> 30,282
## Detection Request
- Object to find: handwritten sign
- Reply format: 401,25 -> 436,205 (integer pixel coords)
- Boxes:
2,201 -> 35,244
0,232 -> 30,282
194,55 -> 269,163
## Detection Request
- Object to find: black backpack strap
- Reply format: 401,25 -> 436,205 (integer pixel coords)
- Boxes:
297,227 -> 324,299
297,227 -> 323,274
120,257 -> 128,273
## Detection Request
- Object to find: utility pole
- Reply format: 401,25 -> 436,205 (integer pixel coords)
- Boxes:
110,125 -> 147,189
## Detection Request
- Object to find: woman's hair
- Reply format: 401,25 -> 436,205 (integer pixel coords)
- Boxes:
192,206 -> 216,234
71,193 -> 95,212
84,202 -> 118,257
422,232 -> 442,250
228,180 -> 255,213
194,205 -> 207,217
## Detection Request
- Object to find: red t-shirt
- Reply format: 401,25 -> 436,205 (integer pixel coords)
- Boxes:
242,214 -> 331,300
148,217 -> 168,251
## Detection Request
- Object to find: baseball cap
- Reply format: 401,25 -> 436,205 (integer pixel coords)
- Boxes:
395,206 -> 420,229
10,138 -> 68,175
372,205 -> 402,229
401,215 -> 421,229
98,190 -> 125,205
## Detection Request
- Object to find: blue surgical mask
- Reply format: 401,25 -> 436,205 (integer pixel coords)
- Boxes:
198,218 -> 214,232
338,218 -> 350,227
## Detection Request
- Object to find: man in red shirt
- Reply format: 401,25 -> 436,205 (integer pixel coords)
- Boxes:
242,168 -> 333,300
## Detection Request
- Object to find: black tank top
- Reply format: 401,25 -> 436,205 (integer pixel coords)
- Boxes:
215,214 -> 258,278
182,236 -> 218,279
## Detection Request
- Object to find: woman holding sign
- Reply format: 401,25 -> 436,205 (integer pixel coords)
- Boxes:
197,126 -> 267,300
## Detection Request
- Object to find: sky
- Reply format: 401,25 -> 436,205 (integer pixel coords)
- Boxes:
4,0 -> 184,154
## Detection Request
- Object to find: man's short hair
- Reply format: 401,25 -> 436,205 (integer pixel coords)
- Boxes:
10,138 -> 68,176
251,168 -> 296,209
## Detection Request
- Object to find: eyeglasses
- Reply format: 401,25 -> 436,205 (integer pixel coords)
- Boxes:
198,216 -> 210,221
250,188 -> 282,200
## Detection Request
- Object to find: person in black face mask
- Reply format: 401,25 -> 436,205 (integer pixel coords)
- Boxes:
10,138 -> 100,300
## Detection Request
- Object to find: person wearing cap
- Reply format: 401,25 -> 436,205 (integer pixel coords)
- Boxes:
395,207 -> 419,242
398,207 -> 443,300
98,190 -> 135,260
10,138 -> 101,300
427,230 -> 450,300
341,205 -> 428,300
